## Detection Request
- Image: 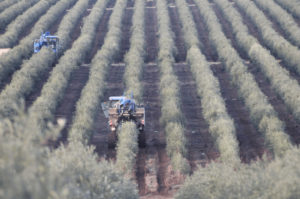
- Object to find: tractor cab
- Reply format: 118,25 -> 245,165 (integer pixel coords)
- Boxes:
102,95 -> 145,133
34,32 -> 59,54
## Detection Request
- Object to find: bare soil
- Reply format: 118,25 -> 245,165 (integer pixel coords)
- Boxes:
114,1 -> 133,62
54,66 -> 90,144
141,64 -> 184,198
86,6 -> 113,62
145,0 -> 158,62
168,6 -> 187,62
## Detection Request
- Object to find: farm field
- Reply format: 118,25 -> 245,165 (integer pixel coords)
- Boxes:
0,0 -> 300,198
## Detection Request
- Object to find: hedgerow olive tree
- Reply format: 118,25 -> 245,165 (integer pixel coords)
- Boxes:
175,0 -> 239,163
0,0 -> 20,13
176,147 -> 300,199
235,0 -> 300,76
0,110 -> 138,199
0,0 -> 59,48
157,0 -> 190,173
0,0 -> 78,84
0,0 -> 91,118
68,0 -> 126,143
123,0 -> 145,102
274,0 -> 300,19
253,0 -> 300,48
28,0 -> 109,134
195,0 -> 292,157
0,0 -> 39,31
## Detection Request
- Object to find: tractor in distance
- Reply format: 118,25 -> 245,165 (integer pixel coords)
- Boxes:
34,32 -> 59,54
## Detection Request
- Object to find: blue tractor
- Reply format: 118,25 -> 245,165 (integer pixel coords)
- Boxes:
34,32 -> 59,54
102,95 -> 145,133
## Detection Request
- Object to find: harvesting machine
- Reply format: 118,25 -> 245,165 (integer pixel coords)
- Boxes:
101,95 -> 145,134
34,32 -> 59,54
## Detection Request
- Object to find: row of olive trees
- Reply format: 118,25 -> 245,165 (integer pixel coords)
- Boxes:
274,0 -> 300,19
176,147 -> 300,199
0,0 -> 39,31
0,0 -> 78,85
175,0 -> 239,164
235,0 -> 300,76
253,0 -> 300,47
215,0 -> 300,124
157,0 -> 190,174
115,0 -> 145,175
115,122 -> 139,176
197,0 -> 292,157
0,0 -> 59,48
0,110 -> 138,199
0,0 -> 90,118
123,0 -> 145,102
28,0 -> 109,133
68,0 -> 125,143
0,0 -> 20,13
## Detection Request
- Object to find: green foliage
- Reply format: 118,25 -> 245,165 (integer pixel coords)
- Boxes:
0,0 -> 90,118
274,0 -> 300,19
116,122 -> 139,175
0,110 -> 138,199
69,0 -> 126,143
253,0 -> 300,48
114,0 -> 144,176
124,0 -> 145,102
235,0 -> 300,76
0,0 -> 78,84
0,0 -> 59,48
176,147 -> 300,199
49,140 -> 139,199
0,0 -> 39,31
175,0 -> 240,163
0,0 -> 20,13
195,0 -> 292,156
28,0 -> 109,134
157,0 -> 190,174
